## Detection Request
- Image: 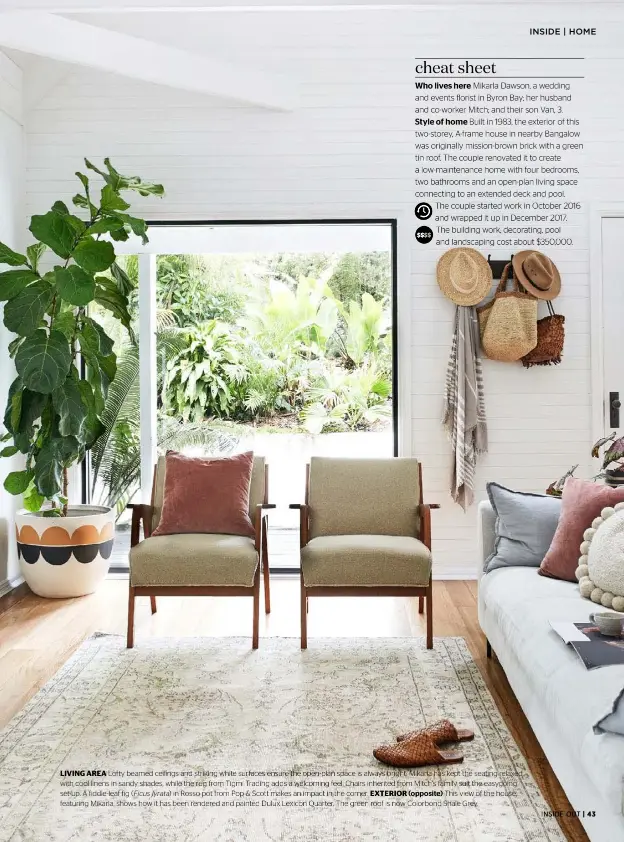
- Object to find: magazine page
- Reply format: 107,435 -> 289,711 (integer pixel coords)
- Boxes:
572,623 -> 624,669
0,2 -> 622,842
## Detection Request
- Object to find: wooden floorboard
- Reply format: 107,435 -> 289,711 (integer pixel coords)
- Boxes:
0,577 -> 588,842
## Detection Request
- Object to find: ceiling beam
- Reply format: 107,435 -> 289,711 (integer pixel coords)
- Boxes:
0,12 -> 298,111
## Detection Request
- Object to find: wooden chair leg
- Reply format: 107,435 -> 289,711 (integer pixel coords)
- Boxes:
150,595 -> 157,614
300,573 -> 308,649
127,584 -> 135,649
426,580 -> 433,649
262,517 -> 271,614
252,566 -> 260,650
418,596 -> 424,614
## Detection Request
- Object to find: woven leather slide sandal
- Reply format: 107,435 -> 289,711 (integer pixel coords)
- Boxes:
373,733 -> 464,768
396,718 -> 474,745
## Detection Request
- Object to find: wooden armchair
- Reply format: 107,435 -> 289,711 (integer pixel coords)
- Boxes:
291,457 -> 437,650
127,456 -> 274,649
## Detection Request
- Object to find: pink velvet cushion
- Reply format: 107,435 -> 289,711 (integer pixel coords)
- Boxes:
152,451 -> 255,538
539,477 -> 624,581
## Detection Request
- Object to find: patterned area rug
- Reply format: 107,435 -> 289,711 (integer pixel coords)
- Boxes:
0,636 -> 565,842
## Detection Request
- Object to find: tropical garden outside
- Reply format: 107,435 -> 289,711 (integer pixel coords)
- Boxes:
89,249 -> 393,569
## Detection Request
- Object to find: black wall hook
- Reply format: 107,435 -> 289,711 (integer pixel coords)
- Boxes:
487,254 -> 515,280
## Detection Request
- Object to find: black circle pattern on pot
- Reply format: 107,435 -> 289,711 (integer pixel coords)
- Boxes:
17,539 -> 114,565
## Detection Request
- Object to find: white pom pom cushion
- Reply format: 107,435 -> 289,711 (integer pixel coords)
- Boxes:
575,502 -> 624,612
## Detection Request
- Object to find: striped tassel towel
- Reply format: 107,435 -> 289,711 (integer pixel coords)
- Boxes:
443,305 -> 488,509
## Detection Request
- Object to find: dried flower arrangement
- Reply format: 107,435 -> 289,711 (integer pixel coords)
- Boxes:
546,432 -> 624,496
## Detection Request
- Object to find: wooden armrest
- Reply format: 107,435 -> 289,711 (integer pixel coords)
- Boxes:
289,503 -> 309,547
419,503 -> 432,551
427,503 -> 441,510
130,503 -> 154,545
261,503 -> 277,510
254,504 -> 264,551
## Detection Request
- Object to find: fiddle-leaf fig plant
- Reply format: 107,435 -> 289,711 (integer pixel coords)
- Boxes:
0,158 -> 164,516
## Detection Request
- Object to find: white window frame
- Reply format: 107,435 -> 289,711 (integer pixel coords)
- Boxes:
112,213 -> 412,501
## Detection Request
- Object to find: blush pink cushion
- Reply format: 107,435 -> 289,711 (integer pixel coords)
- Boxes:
539,477 -> 624,581
152,451 -> 255,538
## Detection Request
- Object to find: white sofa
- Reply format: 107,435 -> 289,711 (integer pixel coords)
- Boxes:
478,500 -> 624,842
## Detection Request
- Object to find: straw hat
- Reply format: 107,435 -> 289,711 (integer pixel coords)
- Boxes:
512,251 -> 561,301
436,247 -> 492,306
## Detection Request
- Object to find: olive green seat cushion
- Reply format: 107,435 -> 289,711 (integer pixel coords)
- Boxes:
129,533 -> 258,587
301,535 -> 431,588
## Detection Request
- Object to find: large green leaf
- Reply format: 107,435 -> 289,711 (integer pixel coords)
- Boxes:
95,276 -> 133,332
7,336 -> 23,357
73,238 -> 115,273
87,218 -> 125,236
29,211 -> 76,259
15,329 -> 72,394
4,469 -> 33,495
0,242 -> 27,267
34,443 -> 63,498
78,380 -> 105,449
53,378 -> 87,438
99,353 -> 117,390
110,261 -> 134,295
90,319 -> 115,356
3,279 -> 54,336
52,310 -> 77,340
26,243 -> 47,273
0,269 -> 39,301
85,157 -> 164,197
115,213 -> 148,245
78,318 -> 100,362
23,484 -> 45,512
100,184 -> 130,212
54,265 -> 96,306
77,315 -> 113,356
79,321 -> 116,407
109,227 -> 130,243
17,389 -> 47,436
3,378 -> 22,434
34,436 -> 81,498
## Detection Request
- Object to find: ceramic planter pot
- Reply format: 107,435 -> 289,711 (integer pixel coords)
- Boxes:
15,505 -> 115,598
606,468 -> 624,489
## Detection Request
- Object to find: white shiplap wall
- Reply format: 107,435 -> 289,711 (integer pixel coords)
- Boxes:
0,51 -> 23,593
23,6 -> 624,576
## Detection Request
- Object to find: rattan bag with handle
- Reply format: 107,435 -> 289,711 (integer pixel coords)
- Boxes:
521,301 -> 565,367
477,263 -> 537,362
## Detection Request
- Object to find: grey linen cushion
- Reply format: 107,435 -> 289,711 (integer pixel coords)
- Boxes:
484,482 -> 561,573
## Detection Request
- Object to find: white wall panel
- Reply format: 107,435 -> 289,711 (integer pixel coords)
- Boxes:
0,51 -> 23,593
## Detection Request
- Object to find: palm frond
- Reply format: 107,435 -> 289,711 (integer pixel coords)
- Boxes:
90,346 -> 139,490
158,417 -> 236,455
93,416 -> 236,515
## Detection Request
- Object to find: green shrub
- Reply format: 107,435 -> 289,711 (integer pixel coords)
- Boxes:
164,320 -> 250,421
242,276 -> 338,360
301,360 -> 391,434
333,292 -> 389,368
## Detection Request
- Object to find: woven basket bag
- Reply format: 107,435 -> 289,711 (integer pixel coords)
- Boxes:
521,301 -> 565,367
477,263 -> 537,362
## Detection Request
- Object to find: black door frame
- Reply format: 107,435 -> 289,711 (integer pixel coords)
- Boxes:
87,218 -> 399,575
